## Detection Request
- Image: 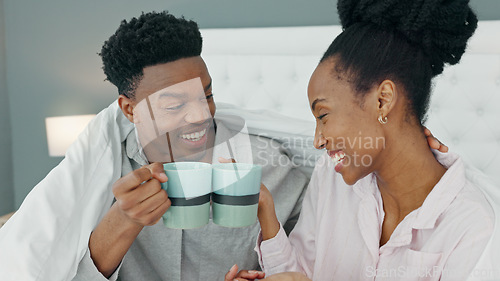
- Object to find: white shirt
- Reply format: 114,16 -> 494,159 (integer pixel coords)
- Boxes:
256,151 -> 495,281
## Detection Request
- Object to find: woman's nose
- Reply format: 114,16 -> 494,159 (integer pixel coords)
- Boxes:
314,128 -> 327,150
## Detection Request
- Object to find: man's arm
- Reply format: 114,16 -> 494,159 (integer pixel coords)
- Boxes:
88,163 -> 170,278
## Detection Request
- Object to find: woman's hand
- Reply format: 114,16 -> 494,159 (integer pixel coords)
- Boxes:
223,266 -> 310,281
261,272 -> 311,281
424,127 -> 448,153
257,183 -> 280,240
224,264 -> 265,281
218,157 -> 237,164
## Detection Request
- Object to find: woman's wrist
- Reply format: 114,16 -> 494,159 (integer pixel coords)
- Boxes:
258,203 -> 280,240
260,216 -> 280,241
257,184 -> 280,240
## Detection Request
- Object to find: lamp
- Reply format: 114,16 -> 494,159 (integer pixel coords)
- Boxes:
45,115 -> 96,157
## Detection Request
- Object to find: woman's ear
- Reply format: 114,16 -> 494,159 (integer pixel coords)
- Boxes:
377,80 -> 397,119
118,95 -> 135,123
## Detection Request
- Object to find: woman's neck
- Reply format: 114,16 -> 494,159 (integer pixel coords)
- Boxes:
374,126 -> 447,219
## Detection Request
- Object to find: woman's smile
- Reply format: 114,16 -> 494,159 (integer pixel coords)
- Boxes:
328,149 -> 346,172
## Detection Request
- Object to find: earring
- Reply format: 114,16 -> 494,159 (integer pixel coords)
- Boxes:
378,115 -> 388,124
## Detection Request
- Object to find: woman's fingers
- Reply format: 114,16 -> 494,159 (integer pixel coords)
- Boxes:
236,270 -> 266,280
224,264 -> 239,281
218,157 -> 237,163
262,272 -> 311,281
224,264 -> 265,281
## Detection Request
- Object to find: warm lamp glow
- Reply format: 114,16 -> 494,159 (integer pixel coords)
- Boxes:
45,115 -> 96,157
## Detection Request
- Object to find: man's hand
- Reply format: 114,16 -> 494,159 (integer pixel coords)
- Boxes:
424,127 -> 448,153
112,162 -> 171,227
89,163 -> 170,277
224,264 -> 265,281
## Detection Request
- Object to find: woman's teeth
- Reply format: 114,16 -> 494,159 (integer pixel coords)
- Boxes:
180,128 -> 207,141
331,151 -> 345,165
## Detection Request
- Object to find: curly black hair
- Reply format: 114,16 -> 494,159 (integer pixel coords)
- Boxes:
100,11 -> 202,98
321,0 -> 477,124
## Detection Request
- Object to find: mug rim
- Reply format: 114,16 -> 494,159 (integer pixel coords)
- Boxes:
212,163 -> 261,171
163,161 -> 212,171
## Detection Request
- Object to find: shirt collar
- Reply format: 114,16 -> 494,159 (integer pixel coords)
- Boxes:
383,150 -> 466,250
355,150 -> 466,230
125,126 -> 148,166
412,150 -> 466,229
353,150 -> 467,252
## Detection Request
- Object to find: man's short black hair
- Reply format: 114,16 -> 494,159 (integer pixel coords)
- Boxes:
100,11 -> 202,98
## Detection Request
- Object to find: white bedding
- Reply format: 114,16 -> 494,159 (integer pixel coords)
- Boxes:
215,102 -> 322,176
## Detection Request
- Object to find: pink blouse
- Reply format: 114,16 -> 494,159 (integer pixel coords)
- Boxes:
256,151 -> 494,280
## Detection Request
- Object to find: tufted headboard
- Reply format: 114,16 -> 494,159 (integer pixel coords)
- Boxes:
201,21 -> 500,185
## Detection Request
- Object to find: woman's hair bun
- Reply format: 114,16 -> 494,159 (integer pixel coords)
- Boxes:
337,0 -> 478,76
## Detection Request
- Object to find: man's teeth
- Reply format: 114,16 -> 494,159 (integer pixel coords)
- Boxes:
180,128 -> 207,141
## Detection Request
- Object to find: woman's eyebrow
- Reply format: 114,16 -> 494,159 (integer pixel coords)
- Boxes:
311,98 -> 327,111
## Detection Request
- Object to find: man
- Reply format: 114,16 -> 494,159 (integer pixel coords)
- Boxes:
82,12 -> 309,280
0,11 -> 307,281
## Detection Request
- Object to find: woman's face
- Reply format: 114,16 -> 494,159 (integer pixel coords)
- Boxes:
308,59 -> 386,185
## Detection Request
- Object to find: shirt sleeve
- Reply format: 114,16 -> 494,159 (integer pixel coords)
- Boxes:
71,247 -> 122,281
254,161 -> 321,278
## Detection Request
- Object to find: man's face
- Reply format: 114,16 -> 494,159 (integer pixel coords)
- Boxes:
123,56 -> 216,163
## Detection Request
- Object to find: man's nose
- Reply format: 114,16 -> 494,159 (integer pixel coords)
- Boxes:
185,100 -> 211,124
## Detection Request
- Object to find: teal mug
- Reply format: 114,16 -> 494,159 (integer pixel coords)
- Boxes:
212,163 -> 262,228
161,162 -> 212,229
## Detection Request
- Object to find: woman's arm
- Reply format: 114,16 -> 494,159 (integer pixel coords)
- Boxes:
254,160 -> 322,278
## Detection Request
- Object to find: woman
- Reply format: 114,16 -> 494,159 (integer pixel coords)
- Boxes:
227,0 -> 494,280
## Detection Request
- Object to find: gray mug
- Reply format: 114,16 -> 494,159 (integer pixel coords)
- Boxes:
161,162 -> 212,229
212,163 -> 262,228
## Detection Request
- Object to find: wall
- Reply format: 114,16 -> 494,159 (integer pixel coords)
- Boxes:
4,0 -> 169,207
166,0 -> 500,27
2,0 -> 500,209
0,0 -> 13,214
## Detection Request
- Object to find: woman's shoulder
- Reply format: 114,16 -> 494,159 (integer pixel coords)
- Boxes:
444,178 -> 495,232
433,151 -> 495,228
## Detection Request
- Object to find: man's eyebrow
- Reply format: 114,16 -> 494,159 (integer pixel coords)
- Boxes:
311,98 -> 327,111
159,92 -> 183,98
204,79 -> 212,92
156,79 -> 211,97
